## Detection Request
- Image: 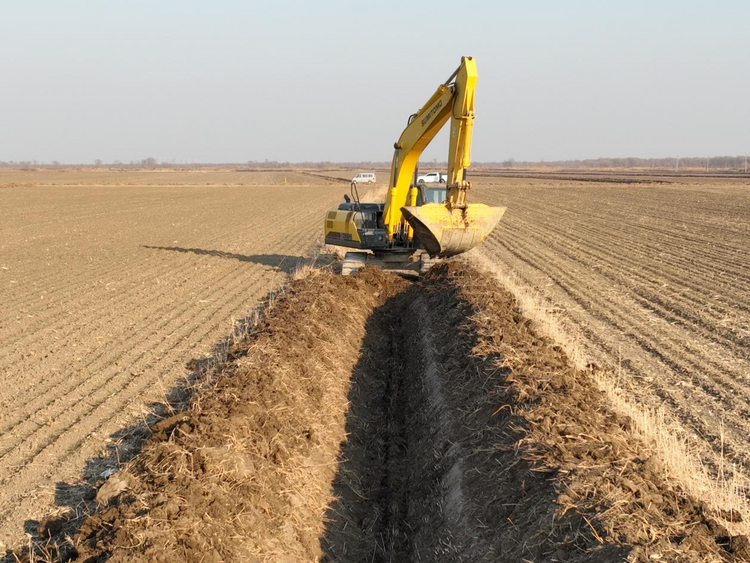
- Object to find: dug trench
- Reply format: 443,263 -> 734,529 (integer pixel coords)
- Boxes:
15,263 -> 749,562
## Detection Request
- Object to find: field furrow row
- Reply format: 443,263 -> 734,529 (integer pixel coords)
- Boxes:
502,217 -> 750,351
0,177 -> 343,545
475,177 -> 750,473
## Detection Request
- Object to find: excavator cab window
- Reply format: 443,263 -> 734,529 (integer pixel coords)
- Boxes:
417,187 -> 447,205
353,211 -> 379,229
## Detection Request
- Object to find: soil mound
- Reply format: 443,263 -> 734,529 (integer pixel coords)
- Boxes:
14,263 -> 748,562
32,268 -> 406,562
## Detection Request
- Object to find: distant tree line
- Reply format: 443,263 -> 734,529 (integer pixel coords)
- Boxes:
0,158 -> 392,169
491,155 -> 749,170
0,155 -> 747,171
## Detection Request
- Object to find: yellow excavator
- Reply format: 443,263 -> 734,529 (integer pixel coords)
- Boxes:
324,56 -> 506,274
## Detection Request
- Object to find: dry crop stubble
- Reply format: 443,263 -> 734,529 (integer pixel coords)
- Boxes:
469,173 -> 750,533
466,250 -> 750,535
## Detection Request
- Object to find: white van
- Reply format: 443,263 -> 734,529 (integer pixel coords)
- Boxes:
352,172 -> 376,184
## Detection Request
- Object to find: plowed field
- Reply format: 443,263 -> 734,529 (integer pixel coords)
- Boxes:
0,170 -> 349,548
2,168 -> 749,562
472,174 -> 750,477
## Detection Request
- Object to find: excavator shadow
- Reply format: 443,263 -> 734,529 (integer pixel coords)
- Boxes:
141,245 -> 336,273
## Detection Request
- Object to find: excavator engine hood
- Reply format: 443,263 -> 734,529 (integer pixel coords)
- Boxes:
402,203 -> 506,257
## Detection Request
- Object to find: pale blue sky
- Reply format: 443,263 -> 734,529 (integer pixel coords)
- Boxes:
0,1 -> 747,163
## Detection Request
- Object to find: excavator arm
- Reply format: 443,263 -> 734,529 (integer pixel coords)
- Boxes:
383,56 -> 505,257
384,57 -> 475,230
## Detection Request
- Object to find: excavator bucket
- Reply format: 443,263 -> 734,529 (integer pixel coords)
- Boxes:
402,203 -> 506,258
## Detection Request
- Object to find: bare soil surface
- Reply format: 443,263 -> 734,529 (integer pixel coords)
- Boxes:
12,263 -> 748,562
472,175 -> 750,480
4,167 -> 749,561
0,171 -> 348,548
